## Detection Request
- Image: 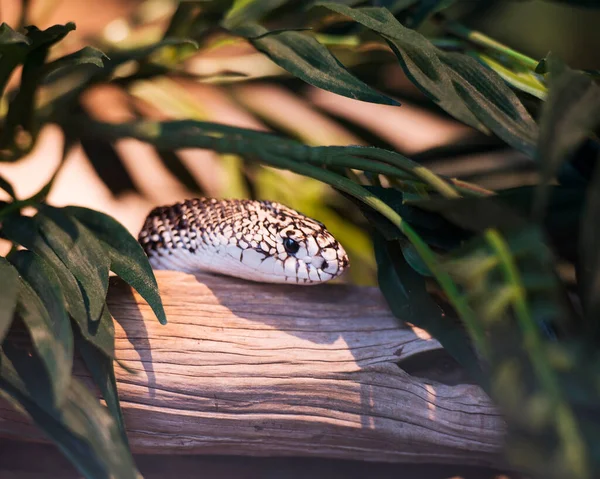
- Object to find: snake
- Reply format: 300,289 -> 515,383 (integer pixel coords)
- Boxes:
138,198 -> 349,285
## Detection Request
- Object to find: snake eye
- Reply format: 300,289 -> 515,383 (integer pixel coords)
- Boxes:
283,237 -> 300,255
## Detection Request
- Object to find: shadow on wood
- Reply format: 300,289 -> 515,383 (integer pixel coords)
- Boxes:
0,270 -> 506,467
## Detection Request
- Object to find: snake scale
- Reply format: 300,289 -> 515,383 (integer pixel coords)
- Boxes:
138,198 -> 349,284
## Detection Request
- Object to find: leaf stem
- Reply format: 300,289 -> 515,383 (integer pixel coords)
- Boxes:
444,21 -> 539,71
320,146 -> 461,198
484,229 -> 588,478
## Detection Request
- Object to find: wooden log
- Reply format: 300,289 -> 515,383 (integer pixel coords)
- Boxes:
0,271 -> 506,467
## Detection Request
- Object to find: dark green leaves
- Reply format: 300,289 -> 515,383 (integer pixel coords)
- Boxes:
106,38 -> 199,68
443,227 -> 594,479
76,322 -> 128,446
373,233 -> 484,382
317,3 -> 538,155
0,345 -> 139,479
1,214 -> 115,357
358,185 -> 468,250
9,251 -> 74,406
0,23 -> 31,97
37,206 -> 110,324
231,23 -> 399,107
528,55 -> 600,343
0,202 -> 164,476
42,46 -> 108,81
0,258 -> 19,343
0,23 -> 79,160
534,55 -> 600,217
65,206 -> 167,325
0,22 -> 30,48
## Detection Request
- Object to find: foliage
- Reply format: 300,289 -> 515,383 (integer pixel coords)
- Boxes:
0,1 -> 599,478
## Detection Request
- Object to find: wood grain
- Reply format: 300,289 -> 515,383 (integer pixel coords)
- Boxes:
0,271 -> 506,467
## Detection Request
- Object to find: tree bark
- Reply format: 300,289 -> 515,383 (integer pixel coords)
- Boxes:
0,271 -> 506,467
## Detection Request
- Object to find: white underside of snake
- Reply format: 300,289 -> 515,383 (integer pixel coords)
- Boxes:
138,198 -> 349,285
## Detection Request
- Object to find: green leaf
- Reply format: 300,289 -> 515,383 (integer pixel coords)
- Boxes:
37,206 -> 110,323
0,23 -> 31,98
356,186 -> 468,250
0,23 -> 77,160
75,312 -> 128,447
473,51 -> 547,101
373,233 -> 484,383
25,23 -> 76,48
0,175 -> 16,198
42,46 -> 108,82
0,258 -> 19,343
108,38 -> 199,66
9,252 -> 73,406
317,3 -> 538,155
401,243 -> 433,277
223,0 -> 291,29
412,185 -> 585,263
0,23 -> 31,49
230,23 -> 399,107
1,215 -> 115,357
0,345 -> 139,478
534,55 -> 600,218
64,206 -> 167,325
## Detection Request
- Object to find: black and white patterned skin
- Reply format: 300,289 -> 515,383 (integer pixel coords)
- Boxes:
138,198 -> 349,284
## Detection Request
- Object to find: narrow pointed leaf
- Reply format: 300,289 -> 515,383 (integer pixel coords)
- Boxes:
231,23 -> 399,107
2,215 -> 115,356
355,186 -> 467,250
64,206 -> 167,325
37,206 -> 110,323
10,259 -> 72,406
0,23 -> 77,159
535,55 -> 600,217
107,38 -> 198,66
0,23 -> 31,49
75,311 -> 128,446
0,257 -> 19,343
0,23 -> 31,99
317,3 -> 538,155
42,46 -> 107,82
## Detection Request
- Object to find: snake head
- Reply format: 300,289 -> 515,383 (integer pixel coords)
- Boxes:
260,202 -> 350,284
139,198 -> 350,285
